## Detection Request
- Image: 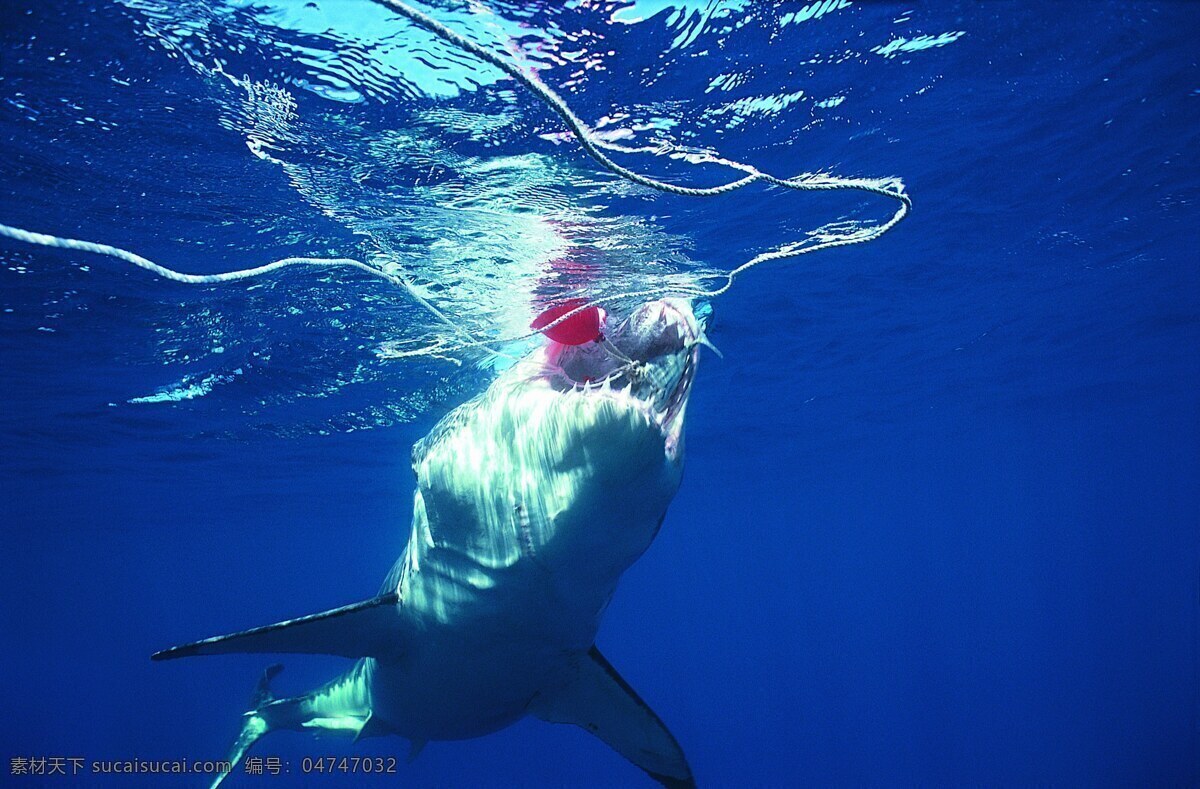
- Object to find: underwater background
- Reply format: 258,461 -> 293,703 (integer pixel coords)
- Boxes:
1,0 -> 1197,785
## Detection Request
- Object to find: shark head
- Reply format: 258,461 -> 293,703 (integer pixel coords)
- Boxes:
538,298 -> 703,459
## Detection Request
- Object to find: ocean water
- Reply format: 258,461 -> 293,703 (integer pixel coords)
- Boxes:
1,1 -> 1197,786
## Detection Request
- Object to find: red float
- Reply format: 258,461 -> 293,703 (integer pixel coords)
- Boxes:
531,299 -> 603,345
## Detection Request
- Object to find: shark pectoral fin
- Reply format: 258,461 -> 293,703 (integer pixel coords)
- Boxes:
533,646 -> 695,789
151,592 -> 401,661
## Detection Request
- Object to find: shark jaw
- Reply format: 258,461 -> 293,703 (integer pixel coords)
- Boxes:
536,298 -> 701,458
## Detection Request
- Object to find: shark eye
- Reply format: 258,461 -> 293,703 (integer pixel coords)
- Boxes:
531,299 -> 605,346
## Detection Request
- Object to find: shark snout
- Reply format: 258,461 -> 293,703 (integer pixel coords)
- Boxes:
615,298 -> 698,361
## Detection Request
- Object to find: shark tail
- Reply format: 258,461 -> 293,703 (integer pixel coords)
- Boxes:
210,664 -> 285,789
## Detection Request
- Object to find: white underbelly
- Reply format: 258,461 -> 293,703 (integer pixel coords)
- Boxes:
370,543 -> 612,739
367,609 -> 575,740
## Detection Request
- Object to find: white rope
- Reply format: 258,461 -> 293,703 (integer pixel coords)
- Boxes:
0,0 -> 912,360
0,222 -> 400,285
361,0 -> 912,352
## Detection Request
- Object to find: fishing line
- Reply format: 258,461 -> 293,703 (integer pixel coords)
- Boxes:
0,0 -> 911,359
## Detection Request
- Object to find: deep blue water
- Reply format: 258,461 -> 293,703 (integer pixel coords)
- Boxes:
1,1 -> 1198,786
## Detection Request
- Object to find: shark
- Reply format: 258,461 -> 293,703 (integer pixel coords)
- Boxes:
153,298 -> 706,787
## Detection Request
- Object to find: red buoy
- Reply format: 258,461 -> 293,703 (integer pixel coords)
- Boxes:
531,299 -> 603,346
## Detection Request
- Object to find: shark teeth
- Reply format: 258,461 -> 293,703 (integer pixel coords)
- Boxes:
539,301 -> 700,446
557,344 -> 697,437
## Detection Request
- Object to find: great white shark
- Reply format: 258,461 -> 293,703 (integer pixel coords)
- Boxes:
154,298 -> 706,787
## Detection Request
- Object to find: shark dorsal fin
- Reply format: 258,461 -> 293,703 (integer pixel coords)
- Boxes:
533,646 -> 694,788
151,593 -> 402,662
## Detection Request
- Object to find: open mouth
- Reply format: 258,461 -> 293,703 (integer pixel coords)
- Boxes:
541,300 -> 699,452
659,349 -> 696,437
